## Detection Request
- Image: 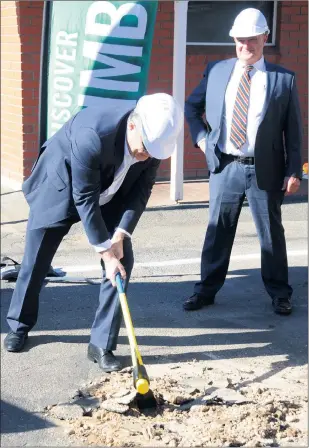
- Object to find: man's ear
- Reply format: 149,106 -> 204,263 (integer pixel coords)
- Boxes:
127,120 -> 135,131
263,33 -> 268,44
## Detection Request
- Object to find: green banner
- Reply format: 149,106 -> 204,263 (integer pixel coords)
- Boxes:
45,1 -> 158,138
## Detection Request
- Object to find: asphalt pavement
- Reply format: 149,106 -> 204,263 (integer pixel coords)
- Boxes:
1,181 -> 308,446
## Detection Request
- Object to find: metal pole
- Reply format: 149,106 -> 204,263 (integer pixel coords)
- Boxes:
38,1 -> 51,148
170,0 -> 188,202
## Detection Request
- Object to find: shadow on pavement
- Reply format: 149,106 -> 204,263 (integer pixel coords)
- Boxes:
146,192 -> 308,212
1,219 -> 28,226
147,202 -> 210,211
1,265 -> 307,370
0,191 -> 22,196
1,266 -> 307,435
283,195 -> 308,205
0,400 -> 55,434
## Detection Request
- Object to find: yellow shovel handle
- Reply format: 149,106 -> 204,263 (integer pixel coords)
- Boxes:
115,274 -> 143,366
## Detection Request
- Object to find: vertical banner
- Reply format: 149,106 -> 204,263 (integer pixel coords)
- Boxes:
40,1 -> 158,142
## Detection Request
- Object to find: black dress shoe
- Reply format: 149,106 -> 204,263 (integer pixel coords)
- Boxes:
88,343 -> 122,372
4,331 -> 28,352
183,293 -> 215,311
272,297 -> 292,315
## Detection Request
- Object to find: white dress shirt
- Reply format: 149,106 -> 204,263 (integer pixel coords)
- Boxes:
93,139 -> 139,253
217,56 -> 267,157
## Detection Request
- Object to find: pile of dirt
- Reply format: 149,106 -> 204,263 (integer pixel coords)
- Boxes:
46,364 -> 308,447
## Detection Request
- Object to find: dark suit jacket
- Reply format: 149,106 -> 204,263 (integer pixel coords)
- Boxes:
22,107 -> 160,245
185,58 -> 303,191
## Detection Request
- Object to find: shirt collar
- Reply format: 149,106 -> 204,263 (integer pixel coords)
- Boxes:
237,56 -> 265,72
124,136 -> 133,159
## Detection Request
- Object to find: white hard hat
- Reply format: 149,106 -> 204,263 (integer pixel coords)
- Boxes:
229,8 -> 270,38
135,93 -> 184,160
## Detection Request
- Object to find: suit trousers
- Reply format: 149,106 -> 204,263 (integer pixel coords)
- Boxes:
7,217 -> 133,350
194,157 -> 292,300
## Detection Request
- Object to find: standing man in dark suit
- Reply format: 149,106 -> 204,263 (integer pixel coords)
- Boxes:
184,8 -> 302,315
4,93 -> 183,372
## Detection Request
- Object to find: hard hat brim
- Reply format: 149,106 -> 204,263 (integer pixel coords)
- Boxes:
229,28 -> 270,38
142,136 -> 176,160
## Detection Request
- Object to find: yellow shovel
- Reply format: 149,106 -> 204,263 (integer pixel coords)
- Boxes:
115,273 -> 157,409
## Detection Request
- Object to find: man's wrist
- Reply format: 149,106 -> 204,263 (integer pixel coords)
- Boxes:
113,230 -> 126,241
101,248 -> 116,261
115,227 -> 131,239
287,173 -> 302,181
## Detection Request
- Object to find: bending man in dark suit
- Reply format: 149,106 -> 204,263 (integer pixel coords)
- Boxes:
184,8 -> 302,315
4,93 -> 183,372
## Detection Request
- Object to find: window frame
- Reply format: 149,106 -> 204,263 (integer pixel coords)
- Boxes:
186,0 -> 278,47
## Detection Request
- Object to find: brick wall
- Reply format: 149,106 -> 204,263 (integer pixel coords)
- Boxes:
1,0 -> 43,184
1,1 -> 23,184
1,1 -> 307,184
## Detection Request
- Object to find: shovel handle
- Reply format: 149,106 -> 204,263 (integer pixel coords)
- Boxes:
115,273 -> 144,366
115,272 -> 125,293
115,273 -> 150,394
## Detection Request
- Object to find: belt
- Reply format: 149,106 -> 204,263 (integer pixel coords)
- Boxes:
222,153 -> 255,165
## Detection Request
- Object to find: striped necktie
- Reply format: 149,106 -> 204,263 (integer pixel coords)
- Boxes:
230,65 -> 254,149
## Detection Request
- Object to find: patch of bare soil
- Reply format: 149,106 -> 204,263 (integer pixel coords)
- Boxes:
46,363 -> 308,447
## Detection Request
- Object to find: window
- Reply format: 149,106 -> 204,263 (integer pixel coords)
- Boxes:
187,1 -> 277,46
